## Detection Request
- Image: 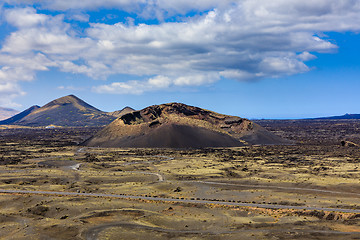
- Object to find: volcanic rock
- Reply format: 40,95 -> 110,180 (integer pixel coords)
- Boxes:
83,102 -> 289,148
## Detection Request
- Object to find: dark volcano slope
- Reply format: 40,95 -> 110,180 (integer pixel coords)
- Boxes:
0,95 -> 116,127
0,105 -> 40,125
83,123 -> 244,148
83,102 -> 289,148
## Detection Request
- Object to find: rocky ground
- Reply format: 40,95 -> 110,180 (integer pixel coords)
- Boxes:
0,121 -> 360,239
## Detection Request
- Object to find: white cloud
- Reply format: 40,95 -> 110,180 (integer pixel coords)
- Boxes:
0,66 -> 35,82
298,52 -> 317,61
148,75 -> 172,88
0,53 -> 55,72
3,0 -> 233,17
57,85 -> 85,91
67,13 -> 90,22
94,81 -> 146,95
93,75 -> 172,94
0,66 -> 29,106
0,1 -> 360,102
5,7 -> 47,27
0,81 -> 23,94
220,70 -> 259,82
173,74 -> 219,86
0,80 -> 25,108
93,73 -> 220,95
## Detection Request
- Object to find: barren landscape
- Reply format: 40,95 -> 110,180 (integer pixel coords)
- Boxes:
1,1 -> 360,239
0,120 -> 359,239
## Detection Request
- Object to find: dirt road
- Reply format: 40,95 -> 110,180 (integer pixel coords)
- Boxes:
1,189 -> 360,214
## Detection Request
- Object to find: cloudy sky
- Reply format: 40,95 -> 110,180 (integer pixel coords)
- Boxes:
0,0 -> 360,118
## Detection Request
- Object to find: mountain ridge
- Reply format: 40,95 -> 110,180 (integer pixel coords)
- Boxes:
0,95 -> 117,127
41,95 -> 101,112
314,113 -> 360,120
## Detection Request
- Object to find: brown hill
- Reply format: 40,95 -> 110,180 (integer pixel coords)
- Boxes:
83,103 -> 289,148
0,95 -> 116,127
107,107 -> 135,118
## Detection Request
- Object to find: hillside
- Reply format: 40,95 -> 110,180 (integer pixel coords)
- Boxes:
0,106 -> 40,125
107,107 -> 135,118
0,95 -> 116,127
83,102 -> 289,148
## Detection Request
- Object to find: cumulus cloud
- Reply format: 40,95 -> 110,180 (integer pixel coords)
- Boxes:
3,0 -> 232,17
0,68 -> 26,107
2,9 -> 92,56
93,75 -> 172,94
93,74 -> 219,94
5,7 -> 47,27
1,0 -> 360,99
298,52 -> 317,61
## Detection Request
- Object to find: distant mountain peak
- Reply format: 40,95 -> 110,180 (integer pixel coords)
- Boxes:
42,95 -> 100,112
315,113 -> 360,120
122,106 -> 135,111
107,106 -> 136,118
0,95 -> 116,127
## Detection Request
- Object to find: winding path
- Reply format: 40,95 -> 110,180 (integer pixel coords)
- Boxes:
2,148 -> 360,215
190,180 -> 360,197
124,171 -> 164,182
84,222 -> 359,240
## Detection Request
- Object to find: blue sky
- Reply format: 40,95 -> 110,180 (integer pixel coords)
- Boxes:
0,1 -> 360,119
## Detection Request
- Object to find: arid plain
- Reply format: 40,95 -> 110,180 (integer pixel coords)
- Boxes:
0,120 -> 359,240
